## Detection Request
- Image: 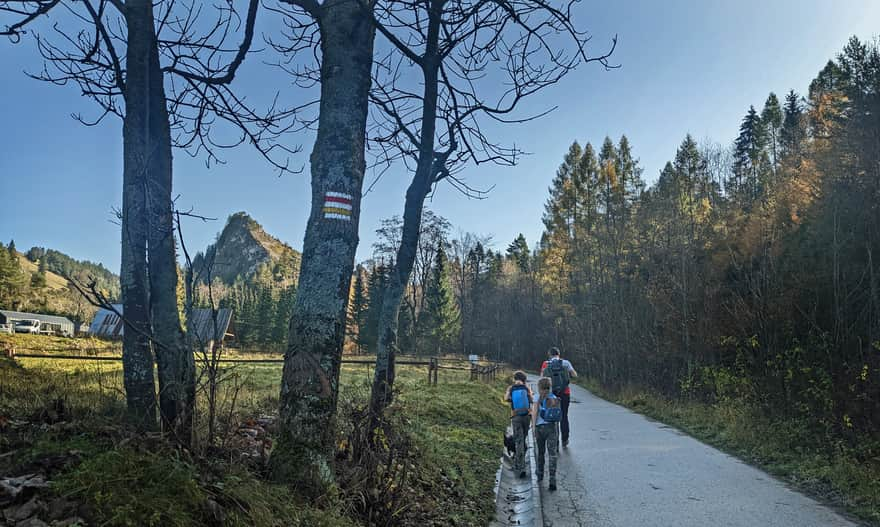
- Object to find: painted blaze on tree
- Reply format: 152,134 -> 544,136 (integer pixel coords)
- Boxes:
271,1 -> 376,494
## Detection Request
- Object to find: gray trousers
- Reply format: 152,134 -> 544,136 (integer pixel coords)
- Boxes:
511,414 -> 531,472
535,423 -> 558,483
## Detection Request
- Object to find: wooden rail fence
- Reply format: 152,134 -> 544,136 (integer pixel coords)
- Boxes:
8,349 -> 507,386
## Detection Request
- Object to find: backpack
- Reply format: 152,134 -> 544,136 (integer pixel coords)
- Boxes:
540,395 -> 562,423
547,358 -> 570,395
510,384 -> 530,416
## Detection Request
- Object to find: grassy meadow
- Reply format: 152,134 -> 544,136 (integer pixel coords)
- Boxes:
0,334 -> 509,526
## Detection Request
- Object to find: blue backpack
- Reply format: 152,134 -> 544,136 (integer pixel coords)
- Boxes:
510,384 -> 530,416
540,394 -> 562,423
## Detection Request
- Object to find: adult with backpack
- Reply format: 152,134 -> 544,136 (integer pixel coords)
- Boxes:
540,347 -> 578,447
532,377 -> 562,491
504,370 -> 534,478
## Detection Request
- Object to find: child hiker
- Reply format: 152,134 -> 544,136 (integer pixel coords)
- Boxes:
533,377 -> 561,491
504,370 -> 533,478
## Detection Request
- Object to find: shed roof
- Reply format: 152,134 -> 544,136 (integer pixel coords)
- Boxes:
188,308 -> 234,344
88,305 -> 233,342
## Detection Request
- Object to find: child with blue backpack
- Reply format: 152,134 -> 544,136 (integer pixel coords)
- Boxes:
532,377 -> 561,491
505,370 -> 533,478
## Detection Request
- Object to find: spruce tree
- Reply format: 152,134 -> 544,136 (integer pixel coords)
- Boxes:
781,90 -> 806,159
362,264 -> 388,353
349,267 -> 367,353
731,105 -> 769,204
506,234 -> 531,273
255,284 -> 276,346
542,141 -> 582,235
422,244 -> 460,355
273,285 -> 296,348
761,93 -> 783,174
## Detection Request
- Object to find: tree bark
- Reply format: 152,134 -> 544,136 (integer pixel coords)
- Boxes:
120,0 -> 159,430
370,10 -> 442,417
126,0 -> 194,442
271,1 -> 375,494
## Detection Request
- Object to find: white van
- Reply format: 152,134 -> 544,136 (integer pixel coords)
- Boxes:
14,319 -> 41,334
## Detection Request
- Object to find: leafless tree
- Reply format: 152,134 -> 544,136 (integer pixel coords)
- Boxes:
2,0 -> 296,443
365,0 -> 617,417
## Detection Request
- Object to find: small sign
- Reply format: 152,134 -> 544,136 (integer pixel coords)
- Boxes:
468,354 -> 479,363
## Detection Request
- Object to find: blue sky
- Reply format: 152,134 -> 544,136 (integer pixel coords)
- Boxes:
1,1 -> 878,273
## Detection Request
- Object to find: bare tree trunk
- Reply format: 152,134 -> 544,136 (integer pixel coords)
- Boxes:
272,3 -> 375,494
370,172 -> 432,414
125,0 -> 195,444
370,11 -> 441,417
120,0 -> 159,431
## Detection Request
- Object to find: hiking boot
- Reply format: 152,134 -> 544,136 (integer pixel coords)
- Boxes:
519,471 -> 527,479
537,473 -> 543,482
562,439 -> 569,448
548,482 -> 557,492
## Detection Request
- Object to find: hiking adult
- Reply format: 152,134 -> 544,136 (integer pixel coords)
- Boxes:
504,370 -> 533,478
540,347 -> 578,447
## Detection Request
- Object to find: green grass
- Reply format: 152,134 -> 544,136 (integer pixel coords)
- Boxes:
0,336 -> 508,526
575,378 -> 880,526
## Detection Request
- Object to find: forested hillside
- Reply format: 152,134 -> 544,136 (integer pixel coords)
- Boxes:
349,36 -> 879,483
0,241 -> 119,323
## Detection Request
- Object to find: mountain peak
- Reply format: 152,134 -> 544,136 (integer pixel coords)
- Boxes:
195,213 -> 300,285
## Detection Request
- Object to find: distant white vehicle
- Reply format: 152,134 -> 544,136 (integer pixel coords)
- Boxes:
14,319 -> 41,334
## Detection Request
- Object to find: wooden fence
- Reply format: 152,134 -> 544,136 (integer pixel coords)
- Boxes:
7,341 -> 511,386
10,352 -> 511,386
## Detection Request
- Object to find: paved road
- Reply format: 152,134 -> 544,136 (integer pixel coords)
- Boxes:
530,376 -> 860,527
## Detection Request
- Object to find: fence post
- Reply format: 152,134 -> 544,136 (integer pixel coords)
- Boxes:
427,358 -> 433,385
431,357 -> 438,385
